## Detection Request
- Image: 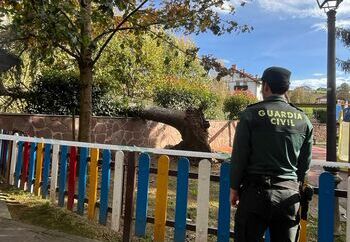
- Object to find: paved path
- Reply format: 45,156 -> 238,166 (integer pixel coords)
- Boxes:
312,146 -> 327,160
0,201 -> 100,242
308,146 -> 348,190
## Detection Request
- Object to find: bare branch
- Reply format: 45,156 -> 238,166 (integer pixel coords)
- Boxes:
59,8 -> 80,35
92,24 -> 159,44
147,28 -> 190,56
56,43 -> 79,60
58,8 -> 82,56
93,27 -> 135,43
92,28 -> 115,43
92,0 -> 149,65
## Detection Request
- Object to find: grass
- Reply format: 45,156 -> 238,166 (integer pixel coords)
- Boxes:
0,181 -> 121,242
306,197 -> 347,242
131,160 -> 231,241
307,215 -> 346,242
133,159 -> 347,241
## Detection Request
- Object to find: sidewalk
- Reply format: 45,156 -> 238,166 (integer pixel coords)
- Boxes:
0,201 -> 100,242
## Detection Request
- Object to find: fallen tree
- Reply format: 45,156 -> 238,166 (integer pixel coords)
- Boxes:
135,107 -> 211,152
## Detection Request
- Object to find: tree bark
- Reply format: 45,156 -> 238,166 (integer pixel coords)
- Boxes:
78,64 -> 92,142
137,107 -> 211,153
78,0 -> 93,142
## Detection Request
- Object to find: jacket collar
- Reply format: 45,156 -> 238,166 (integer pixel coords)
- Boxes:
264,95 -> 287,103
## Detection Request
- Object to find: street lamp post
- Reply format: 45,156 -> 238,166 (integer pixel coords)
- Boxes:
316,0 -> 343,235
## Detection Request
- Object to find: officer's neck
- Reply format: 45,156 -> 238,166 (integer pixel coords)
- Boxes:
263,93 -> 286,101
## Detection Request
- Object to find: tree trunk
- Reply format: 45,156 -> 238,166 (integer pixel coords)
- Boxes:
78,0 -> 93,142
78,64 -> 93,142
137,107 -> 211,152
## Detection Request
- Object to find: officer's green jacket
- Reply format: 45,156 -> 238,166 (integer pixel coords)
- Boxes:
230,95 -> 313,190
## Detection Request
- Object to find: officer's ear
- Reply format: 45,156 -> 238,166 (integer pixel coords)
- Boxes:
262,81 -> 271,93
262,81 -> 273,99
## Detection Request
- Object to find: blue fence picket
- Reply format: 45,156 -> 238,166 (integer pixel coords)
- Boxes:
14,141 -> 24,186
135,153 -> 151,237
217,162 -> 231,242
174,157 -> 190,242
77,147 -> 89,215
27,143 -> 37,192
318,172 -> 335,242
41,144 -> 52,199
58,145 -> 68,207
99,149 -> 111,225
265,228 -> 270,242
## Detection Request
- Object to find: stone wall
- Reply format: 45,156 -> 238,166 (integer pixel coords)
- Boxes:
0,113 -> 325,149
0,114 -> 236,150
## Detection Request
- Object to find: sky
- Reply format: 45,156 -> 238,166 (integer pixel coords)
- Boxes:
190,0 -> 350,90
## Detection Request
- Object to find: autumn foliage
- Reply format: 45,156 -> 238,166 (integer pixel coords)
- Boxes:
223,90 -> 258,119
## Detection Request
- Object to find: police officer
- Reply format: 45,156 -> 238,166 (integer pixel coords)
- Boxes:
230,67 -> 313,242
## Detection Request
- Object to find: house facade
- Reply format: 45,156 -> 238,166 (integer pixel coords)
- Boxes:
224,65 -> 263,100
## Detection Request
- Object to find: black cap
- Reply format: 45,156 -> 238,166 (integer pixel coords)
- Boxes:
261,66 -> 291,92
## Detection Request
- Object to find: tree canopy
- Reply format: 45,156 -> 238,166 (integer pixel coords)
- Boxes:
337,27 -> 350,72
336,83 -> 350,101
288,86 -> 319,104
95,31 -> 208,106
0,0 -> 250,141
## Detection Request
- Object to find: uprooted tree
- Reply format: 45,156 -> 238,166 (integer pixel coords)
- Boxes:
144,77 -> 219,152
0,0 -> 251,142
137,107 -> 212,152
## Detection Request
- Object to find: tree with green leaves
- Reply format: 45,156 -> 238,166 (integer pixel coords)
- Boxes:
0,0 -> 250,142
336,82 -> 350,101
288,86 -> 318,104
337,27 -> 350,72
95,31 -> 208,106
96,33 -> 230,152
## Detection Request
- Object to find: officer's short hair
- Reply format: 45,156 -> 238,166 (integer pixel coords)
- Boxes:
261,67 -> 291,94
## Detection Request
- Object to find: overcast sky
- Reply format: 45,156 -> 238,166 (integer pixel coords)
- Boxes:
190,0 -> 350,90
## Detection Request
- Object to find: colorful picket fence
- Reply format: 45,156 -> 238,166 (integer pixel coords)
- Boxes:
0,134 -> 348,242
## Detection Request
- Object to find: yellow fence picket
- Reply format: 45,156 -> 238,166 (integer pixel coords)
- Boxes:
34,143 -> 44,196
154,155 -> 170,241
88,148 -> 99,220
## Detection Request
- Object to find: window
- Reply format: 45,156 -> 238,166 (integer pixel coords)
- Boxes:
234,85 -> 248,91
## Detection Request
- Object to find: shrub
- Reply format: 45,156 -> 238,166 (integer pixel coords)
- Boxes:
223,91 -> 258,119
301,107 -> 314,121
313,108 -> 327,123
25,70 -> 121,116
153,77 -> 219,113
